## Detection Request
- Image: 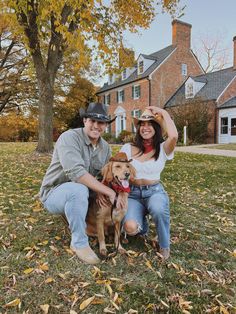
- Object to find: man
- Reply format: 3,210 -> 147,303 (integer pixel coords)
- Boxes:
40,103 -> 117,264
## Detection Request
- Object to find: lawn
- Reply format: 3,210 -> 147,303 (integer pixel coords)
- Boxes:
204,144 -> 236,151
0,142 -> 235,313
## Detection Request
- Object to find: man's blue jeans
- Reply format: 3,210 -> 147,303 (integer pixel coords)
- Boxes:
123,182 -> 170,249
43,182 -> 89,249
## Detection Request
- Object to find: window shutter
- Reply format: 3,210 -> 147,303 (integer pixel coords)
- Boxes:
138,86 -> 141,98
116,91 -> 118,102
138,109 -> 142,117
132,86 -> 134,99
103,95 -> 105,104
123,90 -> 125,102
108,94 -> 110,105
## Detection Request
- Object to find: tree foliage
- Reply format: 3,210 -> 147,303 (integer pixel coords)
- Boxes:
168,97 -> 213,144
1,0 -> 183,152
0,14 -> 36,113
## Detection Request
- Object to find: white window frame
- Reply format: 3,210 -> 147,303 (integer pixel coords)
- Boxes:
104,94 -> 110,105
182,63 -> 187,76
118,89 -> 124,103
185,83 -> 194,98
122,69 -> 127,80
133,85 -> 140,100
138,61 -> 144,74
220,117 -> 228,135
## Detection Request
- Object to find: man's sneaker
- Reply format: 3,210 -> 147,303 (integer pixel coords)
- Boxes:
159,248 -> 170,260
71,246 -> 100,265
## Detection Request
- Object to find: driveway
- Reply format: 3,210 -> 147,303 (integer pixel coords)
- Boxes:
175,144 -> 236,157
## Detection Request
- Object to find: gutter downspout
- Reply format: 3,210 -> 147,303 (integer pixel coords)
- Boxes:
148,76 -> 151,106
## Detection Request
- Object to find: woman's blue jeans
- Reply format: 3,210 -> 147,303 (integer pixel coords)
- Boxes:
123,182 -> 170,249
43,182 -> 89,249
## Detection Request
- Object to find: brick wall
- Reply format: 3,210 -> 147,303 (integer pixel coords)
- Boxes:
98,79 -> 150,134
217,76 -> 236,105
150,48 -> 204,108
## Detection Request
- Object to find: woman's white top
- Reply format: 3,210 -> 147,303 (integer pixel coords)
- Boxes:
120,142 -> 174,180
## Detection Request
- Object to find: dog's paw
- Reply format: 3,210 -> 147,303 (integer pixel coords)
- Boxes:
99,248 -> 107,257
118,246 -> 126,255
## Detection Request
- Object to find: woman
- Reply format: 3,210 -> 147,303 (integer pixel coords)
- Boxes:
120,106 -> 178,260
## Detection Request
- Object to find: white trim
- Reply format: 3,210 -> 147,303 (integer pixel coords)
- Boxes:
190,50 -> 205,74
149,47 -> 177,79
216,75 -> 236,103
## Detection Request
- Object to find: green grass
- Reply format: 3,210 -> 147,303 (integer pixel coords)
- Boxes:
204,144 -> 236,151
0,142 -> 236,313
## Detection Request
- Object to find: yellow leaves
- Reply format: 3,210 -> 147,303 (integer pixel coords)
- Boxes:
178,296 -> 193,313
23,267 -> 34,274
40,304 -> 50,314
79,296 -> 95,310
3,298 -> 21,308
44,277 -> 54,284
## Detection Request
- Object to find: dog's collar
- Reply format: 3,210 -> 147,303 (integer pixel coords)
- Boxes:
104,181 -> 131,193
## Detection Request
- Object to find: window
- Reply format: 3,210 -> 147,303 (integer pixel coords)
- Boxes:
220,117 -> 228,134
138,61 -> 144,74
186,83 -> 194,98
131,109 -> 142,132
117,90 -> 125,103
182,63 -> 187,76
122,69 -> 127,80
132,85 -> 141,99
103,94 -> 110,105
231,118 -> 236,136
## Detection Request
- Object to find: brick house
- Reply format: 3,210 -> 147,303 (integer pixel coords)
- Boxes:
96,20 -> 204,137
164,37 -> 236,144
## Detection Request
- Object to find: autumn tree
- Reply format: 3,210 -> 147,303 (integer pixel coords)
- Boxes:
1,0 -> 183,153
0,14 -> 37,113
54,75 -> 97,133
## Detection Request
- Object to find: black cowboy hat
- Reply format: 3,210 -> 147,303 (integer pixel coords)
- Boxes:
80,102 -> 116,124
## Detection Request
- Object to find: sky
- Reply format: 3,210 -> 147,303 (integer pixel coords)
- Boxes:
123,0 -> 236,63
98,0 -> 236,84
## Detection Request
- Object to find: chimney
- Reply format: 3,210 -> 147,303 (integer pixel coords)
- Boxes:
233,36 -> 236,70
172,20 -> 192,50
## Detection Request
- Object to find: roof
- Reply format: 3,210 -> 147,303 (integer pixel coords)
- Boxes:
97,45 -> 176,94
165,67 -> 236,108
218,96 -> 236,109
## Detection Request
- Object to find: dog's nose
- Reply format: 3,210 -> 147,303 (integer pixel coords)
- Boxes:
124,172 -> 130,179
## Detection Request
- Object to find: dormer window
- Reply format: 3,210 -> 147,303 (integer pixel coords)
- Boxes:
186,83 -> 194,98
122,69 -> 127,80
108,74 -> 113,85
138,61 -> 144,74
182,64 -> 187,76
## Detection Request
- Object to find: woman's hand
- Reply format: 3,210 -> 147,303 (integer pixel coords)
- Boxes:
147,106 -> 165,117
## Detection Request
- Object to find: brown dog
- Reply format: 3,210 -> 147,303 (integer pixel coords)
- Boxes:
86,152 -> 136,257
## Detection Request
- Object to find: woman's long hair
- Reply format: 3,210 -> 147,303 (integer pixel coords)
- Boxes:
132,120 -> 164,160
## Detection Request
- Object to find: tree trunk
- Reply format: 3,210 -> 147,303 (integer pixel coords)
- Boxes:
36,76 -> 54,153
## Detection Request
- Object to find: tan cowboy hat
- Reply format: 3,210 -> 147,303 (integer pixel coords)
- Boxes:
133,108 -> 167,136
109,152 -> 132,163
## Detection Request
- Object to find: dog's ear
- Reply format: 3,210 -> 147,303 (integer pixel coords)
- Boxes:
129,163 -> 136,182
101,162 -> 113,183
